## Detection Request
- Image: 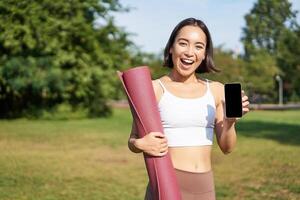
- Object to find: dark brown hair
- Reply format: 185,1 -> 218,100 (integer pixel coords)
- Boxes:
163,18 -> 219,73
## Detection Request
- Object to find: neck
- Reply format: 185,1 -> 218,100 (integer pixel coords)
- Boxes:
169,70 -> 198,83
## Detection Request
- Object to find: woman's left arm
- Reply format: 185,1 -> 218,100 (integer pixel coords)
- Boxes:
213,82 -> 250,154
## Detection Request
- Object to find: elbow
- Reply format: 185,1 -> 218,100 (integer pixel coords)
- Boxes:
128,142 -> 137,153
127,143 -> 134,153
128,144 -> 139,153
128,139 -> 143,154
218,138 -> 237,155
222,149 -> 232,155
221,147 -> 234,155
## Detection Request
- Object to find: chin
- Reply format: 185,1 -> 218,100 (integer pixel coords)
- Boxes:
177,67 -> 195,77
181,64 -> 198,74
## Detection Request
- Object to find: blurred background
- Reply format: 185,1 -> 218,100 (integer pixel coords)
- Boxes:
0,0 -> 299,200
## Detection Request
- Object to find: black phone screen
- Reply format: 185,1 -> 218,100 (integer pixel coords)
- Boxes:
225,83 -> 242,118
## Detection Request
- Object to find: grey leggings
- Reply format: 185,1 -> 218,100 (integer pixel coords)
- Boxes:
144,169 -> 216,200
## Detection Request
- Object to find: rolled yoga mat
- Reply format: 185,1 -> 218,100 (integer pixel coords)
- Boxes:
117,66 -> 181,200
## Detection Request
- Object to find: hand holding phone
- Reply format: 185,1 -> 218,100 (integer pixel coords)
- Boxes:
224,83 -> 242,118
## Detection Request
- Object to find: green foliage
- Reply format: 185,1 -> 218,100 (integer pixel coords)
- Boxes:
204,47 -> 245,84
204,47 -> 281,103
0,0 -> 132,118
129,50 -> 168,79
241,0 -> 300,102
242,50 -> 280,101
242,0 -> 297,56
276,27 -> 300,99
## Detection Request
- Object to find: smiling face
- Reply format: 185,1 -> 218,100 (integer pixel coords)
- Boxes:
170,25 -> 207,77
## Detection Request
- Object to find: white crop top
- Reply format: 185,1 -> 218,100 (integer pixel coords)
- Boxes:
158,79 -> 216,147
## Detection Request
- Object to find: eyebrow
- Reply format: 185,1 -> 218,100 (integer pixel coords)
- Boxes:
177,38 -> 206,46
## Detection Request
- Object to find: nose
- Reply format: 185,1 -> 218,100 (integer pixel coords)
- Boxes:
184,46 -> 194,57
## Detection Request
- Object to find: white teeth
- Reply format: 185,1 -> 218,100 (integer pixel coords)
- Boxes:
181,59 -> 193,64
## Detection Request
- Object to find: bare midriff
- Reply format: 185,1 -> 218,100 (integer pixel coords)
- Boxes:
168,146 -> 212,173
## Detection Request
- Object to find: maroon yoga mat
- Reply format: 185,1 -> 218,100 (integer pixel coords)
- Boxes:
117,66 -> 181,200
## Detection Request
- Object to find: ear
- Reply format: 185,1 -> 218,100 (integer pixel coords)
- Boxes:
202,52 -> 206,60
169,47 -> 173,54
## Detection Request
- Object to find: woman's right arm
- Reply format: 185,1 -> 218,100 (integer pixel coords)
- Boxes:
128,79 -> 168,156
128,121 -> 168,156
128,122 -> 143,153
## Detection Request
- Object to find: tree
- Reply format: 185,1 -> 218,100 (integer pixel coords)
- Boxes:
129,50 -> 168,79
242,50 -> 280,102
276,27 -> 300,100
242,0 -> 298,57
204,47 -> 245,84
0,0 -> 132,117
241,0 -> 300,102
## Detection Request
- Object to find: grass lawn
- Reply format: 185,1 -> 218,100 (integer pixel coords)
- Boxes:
0,109 -> 299,200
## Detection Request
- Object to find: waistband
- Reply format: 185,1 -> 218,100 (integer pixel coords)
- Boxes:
174,168 -> 215,194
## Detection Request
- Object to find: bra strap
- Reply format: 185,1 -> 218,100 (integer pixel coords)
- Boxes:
206,79 -> 211,91
158,79 -> 167,93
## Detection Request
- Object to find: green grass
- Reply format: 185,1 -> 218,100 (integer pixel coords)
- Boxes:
213,110 -> 300,200
0,109 -> 299,200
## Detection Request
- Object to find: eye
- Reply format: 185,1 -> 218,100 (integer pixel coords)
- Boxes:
179,42 -> 187,47
196,45 -> 204,50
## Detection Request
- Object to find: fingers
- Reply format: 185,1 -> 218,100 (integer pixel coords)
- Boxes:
143,132 -> 169,157
160,145 -> 168,153
158,151 -> 168,157
157,138 -> 168,156
160,142 -> 168,149
157,145 -> 168,156
159,137 -> 168,155
243,107 -> 249,113
160,139 -> 168,146
160,138 -> 168,145
243,100 -> 249,107
148,145 -> 168,157
242,95 -> 248,102
241,90 -> 249,105
150,132 -> 168,143
160,152 -> 168,156
151,131 -> 165,138
241,90 -> 250,115
242,90 -> 248,101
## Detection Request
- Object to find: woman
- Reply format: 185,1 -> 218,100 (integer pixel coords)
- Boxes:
128,18 -> 249,200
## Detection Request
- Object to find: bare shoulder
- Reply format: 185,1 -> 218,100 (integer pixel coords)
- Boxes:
152,78 -> 164,102
152,79 -> 160,90
210,81 -> 224,91
152,79 -> 161,94
209,80 -> 224,103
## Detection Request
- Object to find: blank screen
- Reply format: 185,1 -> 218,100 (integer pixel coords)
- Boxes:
225,83 -> 242,118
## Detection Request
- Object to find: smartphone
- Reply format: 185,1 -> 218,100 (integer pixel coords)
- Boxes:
224,83 -> 242,118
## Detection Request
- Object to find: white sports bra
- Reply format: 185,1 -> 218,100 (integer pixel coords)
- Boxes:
157,79 -> 216,147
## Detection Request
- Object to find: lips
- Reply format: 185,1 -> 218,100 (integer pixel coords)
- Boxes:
180,58 -> 194,65
179,58 -> 195,70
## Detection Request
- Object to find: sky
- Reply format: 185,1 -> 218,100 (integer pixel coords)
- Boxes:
113,0 -> 300,54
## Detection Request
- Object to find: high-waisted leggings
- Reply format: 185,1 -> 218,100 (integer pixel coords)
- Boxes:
144,168 -> 216,200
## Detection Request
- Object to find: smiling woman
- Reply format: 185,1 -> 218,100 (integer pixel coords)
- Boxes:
127,18 -> 250,200
171,26 -> 206,74
163,18 -> 219,75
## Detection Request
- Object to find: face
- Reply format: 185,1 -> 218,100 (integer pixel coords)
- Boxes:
170,25 -> 207,77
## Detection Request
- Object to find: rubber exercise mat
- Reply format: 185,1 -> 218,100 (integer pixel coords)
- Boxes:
117,66 -> 181,200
